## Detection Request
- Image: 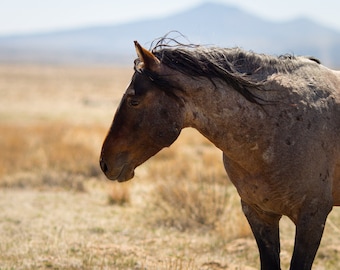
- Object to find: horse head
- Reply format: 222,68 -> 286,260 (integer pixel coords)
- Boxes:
100,42 -> 185,181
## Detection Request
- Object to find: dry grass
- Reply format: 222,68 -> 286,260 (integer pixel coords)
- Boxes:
1,64 -> 340,269
0,123 -> 105,190
107,181 -> 131,205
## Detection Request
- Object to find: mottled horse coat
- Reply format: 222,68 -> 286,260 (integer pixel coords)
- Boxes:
100,39 -> 340,270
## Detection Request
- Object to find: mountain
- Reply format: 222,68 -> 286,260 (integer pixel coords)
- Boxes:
1,2 -> 340,67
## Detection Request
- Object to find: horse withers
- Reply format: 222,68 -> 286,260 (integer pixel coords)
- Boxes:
100,39 -> 340,270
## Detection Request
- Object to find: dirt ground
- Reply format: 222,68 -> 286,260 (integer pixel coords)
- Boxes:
0,65 -> 340,269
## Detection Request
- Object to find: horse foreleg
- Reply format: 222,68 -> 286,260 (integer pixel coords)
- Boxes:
241,200 -> 282,270
289,200 -> 332,270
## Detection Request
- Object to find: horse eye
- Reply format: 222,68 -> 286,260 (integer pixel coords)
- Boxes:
128,98 -> 139,107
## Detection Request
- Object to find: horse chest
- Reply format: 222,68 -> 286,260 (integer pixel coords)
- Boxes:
223,150 -> 312,219
231,173 -> 306,219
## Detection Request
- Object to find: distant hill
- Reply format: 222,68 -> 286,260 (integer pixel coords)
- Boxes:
1,2 -> 340,67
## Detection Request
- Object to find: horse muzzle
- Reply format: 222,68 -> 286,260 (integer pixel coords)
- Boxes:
99,158 -> 135,182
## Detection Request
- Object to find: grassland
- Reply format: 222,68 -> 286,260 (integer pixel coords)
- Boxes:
0,64 -> 340,269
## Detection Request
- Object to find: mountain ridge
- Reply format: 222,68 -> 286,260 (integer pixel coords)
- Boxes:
0,2 -> 339,67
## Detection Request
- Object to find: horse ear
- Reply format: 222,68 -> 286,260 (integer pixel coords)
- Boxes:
134,41 -> 160,71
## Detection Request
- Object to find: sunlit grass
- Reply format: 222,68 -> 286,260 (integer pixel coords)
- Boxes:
0,123 -> 106,190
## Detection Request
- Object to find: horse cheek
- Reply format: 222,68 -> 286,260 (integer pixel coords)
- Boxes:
150,109 -> 181,147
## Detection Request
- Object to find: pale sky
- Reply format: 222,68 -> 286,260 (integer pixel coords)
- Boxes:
1,0 -> 340,36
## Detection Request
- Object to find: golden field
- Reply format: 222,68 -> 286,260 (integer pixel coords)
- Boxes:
0,64 -> 340,269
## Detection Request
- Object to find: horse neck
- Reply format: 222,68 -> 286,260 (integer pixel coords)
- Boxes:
180,77 -> 265,153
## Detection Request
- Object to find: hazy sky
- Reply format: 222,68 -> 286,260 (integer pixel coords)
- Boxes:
1,0 -> 340,35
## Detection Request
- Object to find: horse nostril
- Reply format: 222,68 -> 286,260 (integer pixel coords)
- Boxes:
100,159 -> 108,173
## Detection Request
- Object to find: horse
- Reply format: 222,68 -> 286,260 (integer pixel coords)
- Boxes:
99,38 -> 340,270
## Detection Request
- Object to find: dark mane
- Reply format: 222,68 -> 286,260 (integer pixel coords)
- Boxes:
136,37 -> 320,104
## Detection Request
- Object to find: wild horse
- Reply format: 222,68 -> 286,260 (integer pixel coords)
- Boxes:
100,38 -> 340,269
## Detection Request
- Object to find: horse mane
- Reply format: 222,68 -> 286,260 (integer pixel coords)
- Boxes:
136,36 -> 320,104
